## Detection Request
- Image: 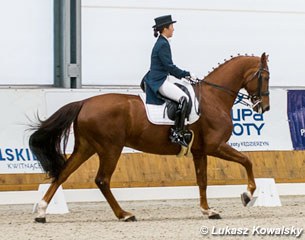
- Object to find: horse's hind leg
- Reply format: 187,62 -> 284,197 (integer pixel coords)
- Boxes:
95,147 -> 136,222
192,150 -> 221,219
35,141 -> 94,223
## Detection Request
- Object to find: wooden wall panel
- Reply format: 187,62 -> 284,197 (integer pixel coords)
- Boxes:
0,151 -> 305,191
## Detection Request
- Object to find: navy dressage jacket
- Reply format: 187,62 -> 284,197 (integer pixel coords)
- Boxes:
144,35 -> 190,105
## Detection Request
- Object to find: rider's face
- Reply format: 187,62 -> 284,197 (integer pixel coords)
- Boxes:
163,24 -> 174,38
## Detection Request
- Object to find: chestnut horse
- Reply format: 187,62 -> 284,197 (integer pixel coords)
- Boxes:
30,53 -> 270,223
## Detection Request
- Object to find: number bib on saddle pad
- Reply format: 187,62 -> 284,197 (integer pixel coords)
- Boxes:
139,79 -> 200,125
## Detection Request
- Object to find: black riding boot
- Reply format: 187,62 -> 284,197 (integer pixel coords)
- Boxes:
170,96 -> 191,147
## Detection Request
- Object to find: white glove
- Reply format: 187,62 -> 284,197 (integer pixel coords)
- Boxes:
190,72 -> 197,81
185,72 -> 198,83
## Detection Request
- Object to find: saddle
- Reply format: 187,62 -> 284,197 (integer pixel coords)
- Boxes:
139,78 -> 200,125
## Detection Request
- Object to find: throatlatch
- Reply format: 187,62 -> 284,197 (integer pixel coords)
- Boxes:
169,96 -> 193,147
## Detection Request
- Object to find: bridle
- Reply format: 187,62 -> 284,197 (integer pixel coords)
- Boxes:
242,64 -> 269,109
190,65 -> 269,110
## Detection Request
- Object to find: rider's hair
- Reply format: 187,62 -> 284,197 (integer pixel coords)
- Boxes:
153,24 -> 170,38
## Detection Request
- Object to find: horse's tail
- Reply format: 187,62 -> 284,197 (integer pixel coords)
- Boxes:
29,101 -> 84,180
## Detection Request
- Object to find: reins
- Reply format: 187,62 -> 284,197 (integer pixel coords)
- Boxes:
203,79 -> 254,107
190,78 -> 252,108
189,65 -> 269,109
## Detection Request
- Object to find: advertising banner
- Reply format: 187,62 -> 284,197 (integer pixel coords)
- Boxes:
287,90 -> 305,150
0,90 -> 46,174
0,88 -> 294,174
228,89 -> 292,151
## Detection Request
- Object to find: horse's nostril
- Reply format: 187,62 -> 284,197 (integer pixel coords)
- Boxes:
264,105 -> 270,112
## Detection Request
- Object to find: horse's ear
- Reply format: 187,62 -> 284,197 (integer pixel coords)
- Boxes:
261,52 -> 268,67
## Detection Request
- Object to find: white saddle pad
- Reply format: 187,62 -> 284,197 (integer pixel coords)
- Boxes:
140,79 -> 200,125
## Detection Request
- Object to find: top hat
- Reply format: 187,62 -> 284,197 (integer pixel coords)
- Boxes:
152,15 -> 177,29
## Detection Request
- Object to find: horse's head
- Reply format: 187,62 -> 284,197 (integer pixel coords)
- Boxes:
243,53 -> 270,114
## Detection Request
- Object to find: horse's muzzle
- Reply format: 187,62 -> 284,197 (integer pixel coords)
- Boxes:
253,103 -> 270,114
264,105 -> 270,112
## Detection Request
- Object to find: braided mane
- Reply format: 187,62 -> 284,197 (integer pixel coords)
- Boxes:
203,53 -> 256,79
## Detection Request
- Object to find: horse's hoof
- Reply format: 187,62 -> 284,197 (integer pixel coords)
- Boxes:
124,215 -> 137,222
120,214 -> 137,222
241,192 -> 251,206
35,217 -> 46,223
208,213 -> 222,219
201,208 -> 221,219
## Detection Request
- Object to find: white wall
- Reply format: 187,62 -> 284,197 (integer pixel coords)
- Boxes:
82,0 -> 305,87
0,0 -> 53,85
0,1 -> 304,87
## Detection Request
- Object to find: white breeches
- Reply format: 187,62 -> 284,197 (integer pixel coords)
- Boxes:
158,79 -> 189,103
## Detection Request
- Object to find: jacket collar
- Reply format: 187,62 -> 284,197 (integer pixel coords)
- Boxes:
160,34 -> 171,43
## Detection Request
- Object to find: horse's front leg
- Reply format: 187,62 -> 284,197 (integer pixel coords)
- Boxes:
192,151 -> 221,219
212,143 -> 256,206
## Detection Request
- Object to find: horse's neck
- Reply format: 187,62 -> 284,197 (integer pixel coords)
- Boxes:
201,68 -> 244,111
199,57 -> 258,110
210,62 -> 244,92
